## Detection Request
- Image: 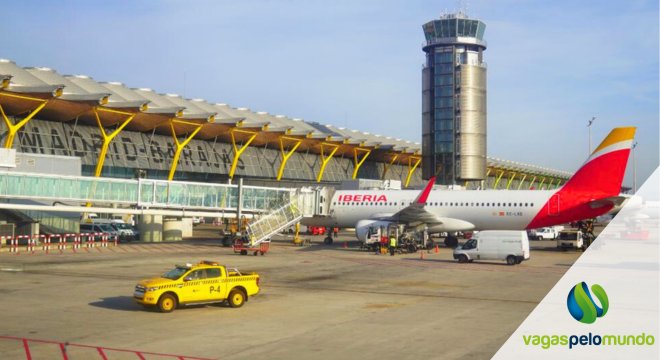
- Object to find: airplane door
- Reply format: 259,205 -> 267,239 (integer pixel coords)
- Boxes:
548,194 -> 560,216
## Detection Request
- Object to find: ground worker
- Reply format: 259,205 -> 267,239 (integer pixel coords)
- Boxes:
389,236 -> 397,256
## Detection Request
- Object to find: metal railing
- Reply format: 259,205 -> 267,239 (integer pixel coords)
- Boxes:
0,335 -> 212,360
246,200 -> 303,246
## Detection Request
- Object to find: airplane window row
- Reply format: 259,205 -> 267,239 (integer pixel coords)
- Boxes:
332,201 -> 535,207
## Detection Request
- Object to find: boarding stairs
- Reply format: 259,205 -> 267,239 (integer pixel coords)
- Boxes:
245,189 -> 317,246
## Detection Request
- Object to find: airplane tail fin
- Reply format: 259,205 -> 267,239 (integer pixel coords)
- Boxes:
563,127 -> 636,197
526,127 -> 636,229
413,176 -> 436,205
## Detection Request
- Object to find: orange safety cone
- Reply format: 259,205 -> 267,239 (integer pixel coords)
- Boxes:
420,250 -> 425,260
434,244 -> 439,254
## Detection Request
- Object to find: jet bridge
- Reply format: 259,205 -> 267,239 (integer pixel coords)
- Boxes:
0,168 -> 342,245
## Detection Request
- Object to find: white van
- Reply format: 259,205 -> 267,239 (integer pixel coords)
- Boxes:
453,230 -> 530,265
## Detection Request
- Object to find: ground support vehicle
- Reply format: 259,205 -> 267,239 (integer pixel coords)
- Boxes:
528,227 -> 559,240
220,230 -> 241,247
134,261 -> 260,312
233,239 -> 270,256
308,226 -> 326,236
394,232 -> 419,254
359,223 -> 427,253
556,230 -> 586,251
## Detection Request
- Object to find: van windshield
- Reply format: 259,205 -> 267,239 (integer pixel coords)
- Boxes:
98,224 -> 115,232
113,223 -> 131,230
462,239 -> 477,250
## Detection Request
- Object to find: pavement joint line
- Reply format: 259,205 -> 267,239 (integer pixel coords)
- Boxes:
303,251 -> 567,274
267,283 -> 539,304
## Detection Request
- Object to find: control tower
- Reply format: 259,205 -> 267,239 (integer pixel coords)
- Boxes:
421,12 -> 487,185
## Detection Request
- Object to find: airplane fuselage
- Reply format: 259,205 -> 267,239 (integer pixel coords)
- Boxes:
302,127 -> 635,235
319,189 -> 556,230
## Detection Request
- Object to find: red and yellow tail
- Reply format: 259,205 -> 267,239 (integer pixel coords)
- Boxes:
527,127 -> 636,229
565,127 -> 636,197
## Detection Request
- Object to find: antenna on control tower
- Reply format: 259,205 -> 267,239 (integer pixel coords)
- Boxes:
457,0 -> 469,16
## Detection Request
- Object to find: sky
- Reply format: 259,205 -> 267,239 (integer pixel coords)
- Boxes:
1,0 -> 658,188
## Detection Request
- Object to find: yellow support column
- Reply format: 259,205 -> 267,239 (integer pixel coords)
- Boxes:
517,174 -> 528,190
229,128 -> 258,180
528,176 -> 537,190
381,153 -> 399,180
316,142 -> 339,183
555,180 -> 562,189
484,168 -> 492,189
0,93 -> 50,148
404,156 -> 421,188
168,120 -> 204,181
352,147 -> 371,179
493,170 -> 505,189
277,136 -> 302,181
538,177 -> 547,190
547,178 -> 555,190
93,107 -> 136,177
505,172 -> 517,190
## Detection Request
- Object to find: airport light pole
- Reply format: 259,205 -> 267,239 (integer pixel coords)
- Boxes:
587,117 -> 596,155
632,141 -> 637,193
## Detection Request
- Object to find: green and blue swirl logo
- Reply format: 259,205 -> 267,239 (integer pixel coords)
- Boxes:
567,282 -> 609,324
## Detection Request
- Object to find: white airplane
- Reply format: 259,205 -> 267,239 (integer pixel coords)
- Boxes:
302,127 -> 636,246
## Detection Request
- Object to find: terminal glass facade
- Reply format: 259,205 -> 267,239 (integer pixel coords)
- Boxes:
9,118 -> 422,188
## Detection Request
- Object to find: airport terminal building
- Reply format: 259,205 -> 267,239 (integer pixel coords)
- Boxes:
0,57 -> 573,239
0,59 -> 426,189
0,59 -> 570,192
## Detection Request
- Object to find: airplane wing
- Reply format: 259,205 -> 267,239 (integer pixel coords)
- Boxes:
369,177 -> 475,231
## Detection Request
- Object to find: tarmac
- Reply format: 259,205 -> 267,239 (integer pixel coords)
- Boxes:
0,226 -> 585,360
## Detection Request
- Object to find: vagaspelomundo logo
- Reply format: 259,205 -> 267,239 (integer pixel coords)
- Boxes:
522,281 -> 655,350
567,282 -> 609,324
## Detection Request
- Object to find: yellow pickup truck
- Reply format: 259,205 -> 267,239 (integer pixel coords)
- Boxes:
133,260 -> 260,312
